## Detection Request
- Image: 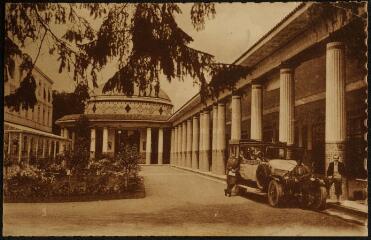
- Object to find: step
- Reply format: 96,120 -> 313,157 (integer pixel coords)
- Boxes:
327,201 -> 368,218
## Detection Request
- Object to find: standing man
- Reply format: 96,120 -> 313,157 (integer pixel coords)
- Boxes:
224,152 -> 241,197
326,154 -> 345,203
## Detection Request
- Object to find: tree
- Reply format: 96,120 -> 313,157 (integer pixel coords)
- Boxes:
4,3 -> 238,109
52,83 -> 89,134
69,115 -> 90,172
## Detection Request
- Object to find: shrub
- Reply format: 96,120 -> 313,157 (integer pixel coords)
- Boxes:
4,165 -> 56,199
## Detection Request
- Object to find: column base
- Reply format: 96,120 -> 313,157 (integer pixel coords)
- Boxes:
211,150 -> 218,173
186,151 -> 192,168
90,151 -> 95,160
191,151 -> 199,169
214,150 -> 226,175
199,150 -> 210,172
158,152 -> 163,165
286,145 -> 294,160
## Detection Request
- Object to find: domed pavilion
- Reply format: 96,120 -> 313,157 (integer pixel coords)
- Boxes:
56,83 -> 173,164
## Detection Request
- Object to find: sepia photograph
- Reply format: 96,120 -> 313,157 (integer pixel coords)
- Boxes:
2,1 -> 368,237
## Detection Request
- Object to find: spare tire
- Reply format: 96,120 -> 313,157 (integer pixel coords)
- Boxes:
256,163 -> 271,191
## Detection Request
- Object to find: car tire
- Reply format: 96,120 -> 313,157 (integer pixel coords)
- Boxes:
311,186 -> 327,210
268,179 -> 283,207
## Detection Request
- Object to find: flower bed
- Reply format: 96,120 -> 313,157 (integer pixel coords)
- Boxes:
4,161 -> 145,203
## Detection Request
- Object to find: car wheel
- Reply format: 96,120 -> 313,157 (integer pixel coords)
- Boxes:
311,186 -> 327,210
268,179 -> 283,207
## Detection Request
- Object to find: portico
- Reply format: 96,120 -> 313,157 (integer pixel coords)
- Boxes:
168,2 -> 367,201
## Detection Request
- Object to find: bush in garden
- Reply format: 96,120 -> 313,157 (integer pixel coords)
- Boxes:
4,165 -> 56,199
69,115 -> 90,174
116,144 -> 141,189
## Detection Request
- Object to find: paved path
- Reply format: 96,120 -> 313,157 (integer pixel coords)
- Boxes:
3,165 -> 367,236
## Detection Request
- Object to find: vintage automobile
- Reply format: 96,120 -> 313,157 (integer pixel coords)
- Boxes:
228,139 -> 327,210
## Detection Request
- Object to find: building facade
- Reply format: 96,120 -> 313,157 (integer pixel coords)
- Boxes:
168,3 -> 367,201
4,56 -> 71,166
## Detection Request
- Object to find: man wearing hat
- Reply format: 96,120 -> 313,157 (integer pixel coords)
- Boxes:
326,154 -> 346,203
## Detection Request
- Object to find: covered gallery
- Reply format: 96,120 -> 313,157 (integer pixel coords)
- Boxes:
169,2 -> 367,200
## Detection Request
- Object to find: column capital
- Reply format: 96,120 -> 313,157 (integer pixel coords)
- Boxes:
326,41 -> 345,50
217,101 -> 226,107
187,118 -> 192,123
280,67 -> 294,74
193,115 -> 199,120
251,83 -> 263,89
251,78 -> 263,86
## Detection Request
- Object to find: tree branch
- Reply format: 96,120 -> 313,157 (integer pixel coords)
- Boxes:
31,28 -> 47,70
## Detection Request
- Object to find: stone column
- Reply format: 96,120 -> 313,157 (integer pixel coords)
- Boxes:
186,119 -> 193,168
170,128 -> 174,165
27,136 -> 32,163
201,109 -> 211,172
35,137 -> 39,159
65,128 -> 69,139
180,122 -> 186,167
53,140 -> 57,159
199,112 -> 204,170
60,137 -> 65,153
8,133 -> 11,154
211,104 -> 218,172
158,128 -> 164,165
90,128 -> 96,159
231,95 -> 242,140
279,67 -> 295,159
18,132 -> 23,163
251,83 -> 263,141
71,131 -> 76,151
177,125 -> 182,166
174,126 -> 178,166
146,128 -> 152,165
325,42 -> 347,199
48,140 -> 52,158
215,103 -> 226,175
102,127 -> 108,153
192,115 -> 199,169
42,138 -> 46,158
298,126 -> 303,148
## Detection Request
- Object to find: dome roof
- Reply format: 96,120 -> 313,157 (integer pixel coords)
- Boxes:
92,83 -> 171,102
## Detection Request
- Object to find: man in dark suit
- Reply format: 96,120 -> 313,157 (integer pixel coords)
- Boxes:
326,154 -> 345,203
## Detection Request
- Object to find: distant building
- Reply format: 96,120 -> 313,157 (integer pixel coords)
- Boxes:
4,55 -> 71,165
56,84 -> 173,164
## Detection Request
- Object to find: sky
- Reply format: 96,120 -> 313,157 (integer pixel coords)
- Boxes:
20,2 -> 300,111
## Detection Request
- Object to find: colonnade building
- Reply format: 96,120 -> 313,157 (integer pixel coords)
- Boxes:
4,58 -> 71,165
56,3 -> 367,201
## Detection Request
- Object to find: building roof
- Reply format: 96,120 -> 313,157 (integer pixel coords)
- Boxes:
4,121 -> 68,140
92,83 -> 172,102
56,113 -> 171,125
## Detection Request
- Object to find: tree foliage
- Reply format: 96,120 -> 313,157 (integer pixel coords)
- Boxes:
52,83 -> 89,134
4,3 -> 252,109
